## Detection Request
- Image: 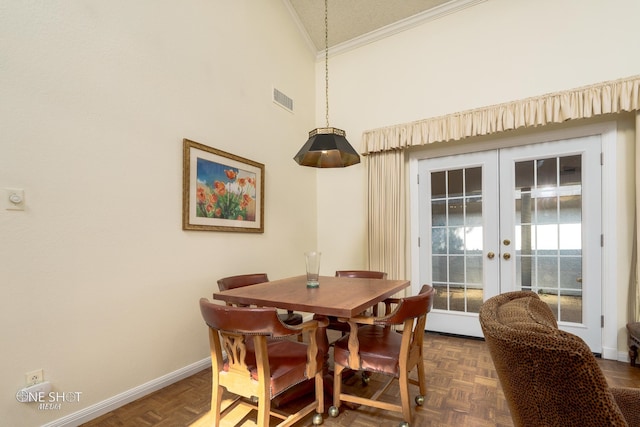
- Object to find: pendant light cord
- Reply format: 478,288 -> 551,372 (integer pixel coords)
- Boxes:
324,0 -> 330,128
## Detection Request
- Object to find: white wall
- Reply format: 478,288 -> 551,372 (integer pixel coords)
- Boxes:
318,0 -> 640,348
0,1 -> 317,426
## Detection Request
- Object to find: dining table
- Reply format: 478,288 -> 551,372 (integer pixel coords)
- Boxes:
213,274 -> 409,350
213,274 -> 410,405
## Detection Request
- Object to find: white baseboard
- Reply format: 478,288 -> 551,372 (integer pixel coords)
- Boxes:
42,358 -> 211,427
618,350 -> 631,363
602,345 -> 620,360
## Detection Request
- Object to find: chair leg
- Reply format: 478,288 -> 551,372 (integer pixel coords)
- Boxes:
257,390 -> 270,427
399,371 -> 412,423
630,344 -> 638,367
315,371 -> 325,414
332,364 -> 346,412
211,384 -> 223,427
416,360 -> 427,396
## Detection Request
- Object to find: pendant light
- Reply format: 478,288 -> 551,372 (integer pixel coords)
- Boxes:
294,0 -> 360,168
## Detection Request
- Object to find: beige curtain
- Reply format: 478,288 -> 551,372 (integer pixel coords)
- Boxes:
362,75 -> 640,154
631,112 -> 640,323
367,150 -> 405,283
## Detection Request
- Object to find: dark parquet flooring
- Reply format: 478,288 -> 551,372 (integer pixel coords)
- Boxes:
82,332 -> 640,427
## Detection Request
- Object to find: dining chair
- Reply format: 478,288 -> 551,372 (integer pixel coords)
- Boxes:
317,270 -> 389,385
199,298 -> 325,426
325,270 -> 388,335
217,273 -> 304,326
329,285 -> 434,427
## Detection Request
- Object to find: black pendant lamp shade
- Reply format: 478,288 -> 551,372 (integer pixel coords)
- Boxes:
294,127 -> 360,168
293,0 -> 360,168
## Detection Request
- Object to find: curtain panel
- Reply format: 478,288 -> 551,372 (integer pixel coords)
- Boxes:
632,112 -> 640,323
366,150 -> 405,282
362,75 -> 640,154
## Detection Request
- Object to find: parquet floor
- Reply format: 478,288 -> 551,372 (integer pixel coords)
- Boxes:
82,333 -> 640,427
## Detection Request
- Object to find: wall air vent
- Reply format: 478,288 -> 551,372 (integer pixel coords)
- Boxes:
273,87 -> 294,112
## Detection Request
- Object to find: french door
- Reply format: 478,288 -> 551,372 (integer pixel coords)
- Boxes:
416,135 -> 602,351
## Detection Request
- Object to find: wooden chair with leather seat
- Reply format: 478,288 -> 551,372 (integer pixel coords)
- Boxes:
329,285 -> 434,427
199,298 -> 325,427
217,273 -> 304,327
323,270 -> 388,336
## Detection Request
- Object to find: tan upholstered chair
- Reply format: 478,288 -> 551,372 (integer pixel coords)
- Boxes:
479,290 -> 640,427
199,298 -> 325,426
329,285 -> 434,426
217,273 -> 303,326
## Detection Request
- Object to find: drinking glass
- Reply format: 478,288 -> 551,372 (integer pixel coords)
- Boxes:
304,251 -> 321,288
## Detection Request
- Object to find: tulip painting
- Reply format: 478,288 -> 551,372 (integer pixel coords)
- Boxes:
183,139 -> 264,233
195,158 -> 257,221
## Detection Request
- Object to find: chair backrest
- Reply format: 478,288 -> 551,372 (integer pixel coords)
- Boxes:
338,285 -> 434,374
200,298 -> 294,337
479,291 -> 627,427
217,273 -> 269,291
377,284 -> 434,326
335,270 -> 387,279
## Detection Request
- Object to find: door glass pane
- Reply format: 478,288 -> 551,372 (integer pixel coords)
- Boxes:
449,227 -> 464,254
514,155 -> 583,323
466,198 -> 482,226
448,169 -> 463,197
515,160 -> 534,189
430,167 -> 483,313
466,167 -> 482,195
448,199 -> 464,226
560,155 -> 581,186
536,158 -> 557,187
537,197 -> 558,224
433,283 -> 447,310
431,171 -> 446,198
432,200 -> 446,226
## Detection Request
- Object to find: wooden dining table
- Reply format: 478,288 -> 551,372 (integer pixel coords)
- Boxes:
212,274 -> 410,404
213,274 -> 409,320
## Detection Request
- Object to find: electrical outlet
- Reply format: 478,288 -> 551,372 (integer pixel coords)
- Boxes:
25,369 -> 43,386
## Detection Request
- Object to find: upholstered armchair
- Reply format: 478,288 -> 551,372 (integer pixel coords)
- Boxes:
479,290 -> 640,427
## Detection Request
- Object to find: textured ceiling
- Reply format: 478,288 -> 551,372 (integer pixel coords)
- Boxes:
286,0 -> 458,51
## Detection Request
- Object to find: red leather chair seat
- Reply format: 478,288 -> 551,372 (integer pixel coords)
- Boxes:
223,339 -> 309,397
333,325 -> 402,376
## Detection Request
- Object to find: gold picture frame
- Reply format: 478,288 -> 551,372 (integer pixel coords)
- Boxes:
182,138 -> 264,233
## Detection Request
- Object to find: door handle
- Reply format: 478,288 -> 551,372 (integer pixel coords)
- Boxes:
503,253 -> 511,260
487,252 -> 495,259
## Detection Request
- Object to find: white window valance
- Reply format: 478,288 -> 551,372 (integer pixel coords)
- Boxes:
362,75 -> 640,154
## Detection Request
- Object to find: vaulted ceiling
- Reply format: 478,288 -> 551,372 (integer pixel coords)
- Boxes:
284,0 -> 483,54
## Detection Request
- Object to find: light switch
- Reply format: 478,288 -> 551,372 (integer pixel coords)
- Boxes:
5,188 -> 25,211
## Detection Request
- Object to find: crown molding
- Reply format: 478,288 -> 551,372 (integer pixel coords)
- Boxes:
281,0 -> 318,57
316,0 -> 487,60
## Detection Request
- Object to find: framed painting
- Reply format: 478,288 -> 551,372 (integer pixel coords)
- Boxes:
182,139 -> 264,233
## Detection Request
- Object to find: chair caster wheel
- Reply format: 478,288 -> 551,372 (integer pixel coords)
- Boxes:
415,394 -> 425,406
312,413 -> 324,425
361,371 -> 370,385
328,406 -> 340,417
